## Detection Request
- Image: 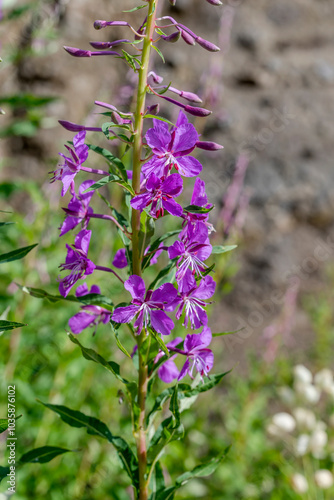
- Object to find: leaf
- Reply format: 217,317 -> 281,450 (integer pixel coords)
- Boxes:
148,416 -> 184,464
0,320 -> 26,332
68,333 -> 129,384
0,94 -> 57,108
211,245 -> 237,254
212,329 -> 244,337
144,115 -> 175,127
169,386 -> 181,427
87,144 -> 128,181
0,466 -> 10,484
38,401 -> 138,487
146,384 -> 190,428
180,371 -> 231,399
148,328 -> 169,358
150,461 -> 166,500
19,446 -> 72,464
0,222 -> 14,227
183,205 -> 214,214
84,175 -> 135,196
111,324 -> 132,359
151,45 -> 165,63
147,261 -> 175,290
0,244 -> 38,264
142,230 -> 180,270
0,415 -> 22,434
123,4 -> 147,12
121,50 -> 141,71
175,447 -> 230,485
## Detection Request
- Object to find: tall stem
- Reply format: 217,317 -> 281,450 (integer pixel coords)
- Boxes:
131,2 -> 159,499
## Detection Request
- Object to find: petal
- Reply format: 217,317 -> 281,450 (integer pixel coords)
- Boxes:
172,123 -> 198,153
90,284 -> 101,294
198,349 -> 214,375
150,310 -> 174,335
69,311 -> 95,334
191,178 -> 208,206
158,360 -> 180,383
112,305 -> 138,323
131,192 -> 153,211
75,283 -> 89,297
196,242 -> 212,261
73,130 -> 86,148
124,275 -> 146,300
162,198 -> 183,217
192,276 -> 216,300
134,309 -> 144,333
175,110 -> 189,128
199,326 -> 212,347
146,121 -> 171,150
112,249 -> 128,269
178,359 -> 190,381
161,173 -> 183,197
167,337 -> 183,349
75,229 -> 92,255
175,156 -> 202,177
146,173 -> 162,191
151,283 -> 178,304
184,333 -> 204,353
142,157 -> 166,179
79,179 -> 95,206
191,307 -> 208,329
178,269 -> 196,294
59,216 -> 80,236
168,240 -> 185,260
61,172 -> 76,197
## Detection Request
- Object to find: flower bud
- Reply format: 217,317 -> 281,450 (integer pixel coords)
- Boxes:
314,470 -> 334,489
148,71 -> 164,84
94,20 -> 128,30
196,37 -> 220,52
291,473 -> 308,493
58,120 -> 102,132
147,104 -> 160,115
180,29 -> 196,46
196,141 -> 224,151
184,105 -> 212,117
271,412 -> 296,433
294,364 -> 313,384
64,46 -> 119,58
89,39 -> 130,49
206,0 -> 223,4
161,31 -> 181,43
309,428 -> 328,458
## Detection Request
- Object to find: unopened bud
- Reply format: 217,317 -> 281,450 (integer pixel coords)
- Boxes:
64,46 -> 119,58
58,120 -> 102,132
196,36 -> 220,52
180,29 -> 196,46
206,0 -> 223,5
291,473 -> 308,494
147,104 -> 160,115
271,412 -> 296,433
161,31 -> 180,43
196,140 -> 224,151
89,39 -> 130,50
184,105 -> 212,117
314,470 -> 334,489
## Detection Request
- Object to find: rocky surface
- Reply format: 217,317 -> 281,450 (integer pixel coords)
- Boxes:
1,0 -> 334,365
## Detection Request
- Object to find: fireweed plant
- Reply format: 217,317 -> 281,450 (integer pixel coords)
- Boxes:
29,1 -> 235,499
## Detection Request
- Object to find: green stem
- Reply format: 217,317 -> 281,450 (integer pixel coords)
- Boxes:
131,2 -> 159,499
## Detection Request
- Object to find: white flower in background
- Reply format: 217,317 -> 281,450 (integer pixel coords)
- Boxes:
309,426 -> 328,458
294,365 -> 313,385
314,469 -> 334,489
295,434 -> 310,456
294,382 -> 321,404
293,408 -> 316,430
272,412 -> 296,433
278,386 -> 295,405
291,473 -> 308,493
314,369 -> 333,392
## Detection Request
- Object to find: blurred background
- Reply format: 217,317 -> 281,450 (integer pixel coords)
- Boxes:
1,0 -> 334,498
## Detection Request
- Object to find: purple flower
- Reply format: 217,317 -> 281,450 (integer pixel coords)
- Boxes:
112,248 -> 128,269
181,178 -> 214,239
142,111 -> 202,179
58,229 -> 96,297
178,327 -> 214,380
168,225 -> 212,281
69,284 -> 111,335
145,242 -> 164,266
50,131 -> 89,196
131,173 -> 183,218
155,337 -> 183,383
168,270 -> 216,329
112,275 -> 178,335
60,180 -> 95,236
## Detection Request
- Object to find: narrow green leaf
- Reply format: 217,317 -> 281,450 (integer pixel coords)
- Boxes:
211,245 -> 237,254
68,333 -> 129,384
0,320 -> 26,332
148,261 -> 175,290
151,45 -> 165,63
121,50 -> 141,71
144,115 -> 175,126
110,322 -> 132,359
18,286 -> 113,310
0,222 -> 14,227
150,461 -> 166,500
180,371 -> 231,399
212,328 -> 243,337
183,205 -> 214,214
123,4 -> 147,12
0,243 -> 37,264
148,328 -> 169,357
142,230 -> 180,270
84,175 -> 135,196
175,447 -> 231,485
87,144 -> 128,181
19,446 -> 72,464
